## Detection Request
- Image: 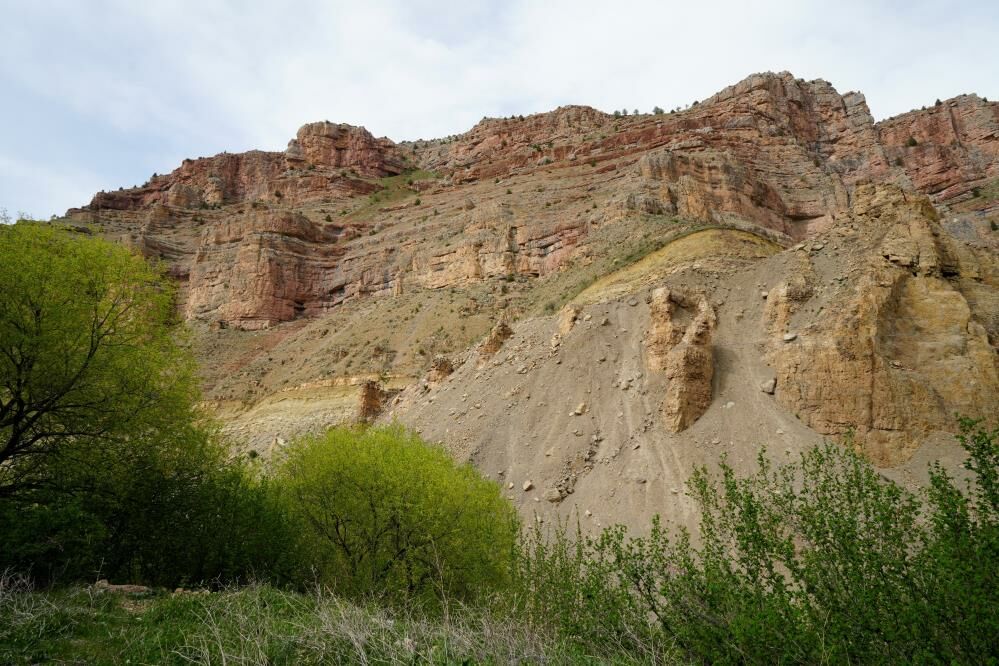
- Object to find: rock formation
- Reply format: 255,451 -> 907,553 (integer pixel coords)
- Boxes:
60,70 -> 999,496
767,185 -> 999,465
647,288 -> 717,432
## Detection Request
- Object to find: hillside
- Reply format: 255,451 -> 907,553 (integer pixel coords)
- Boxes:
62,70 -> 999,528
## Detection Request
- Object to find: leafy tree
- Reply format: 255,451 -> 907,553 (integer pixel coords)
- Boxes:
278,425 -> 518,604
0,223 -> 200,498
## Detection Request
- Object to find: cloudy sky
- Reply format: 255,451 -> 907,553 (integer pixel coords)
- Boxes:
1,0 -> 996,219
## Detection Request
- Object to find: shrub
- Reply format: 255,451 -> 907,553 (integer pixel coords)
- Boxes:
510,422 -> 999,662
907,136 -> 919,147
278,425 -> 518,605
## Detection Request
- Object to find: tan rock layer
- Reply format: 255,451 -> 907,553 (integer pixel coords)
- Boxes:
647,288 -> 717,432
769,185 -> 999,466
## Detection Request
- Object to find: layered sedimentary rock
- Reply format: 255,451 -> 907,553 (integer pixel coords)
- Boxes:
767,185 -> 999,465
877,95 -> 999,200
64,71 -> 999,476
186,210 -> 346,329
70,72 -> 999,331
285,122 -> 407,176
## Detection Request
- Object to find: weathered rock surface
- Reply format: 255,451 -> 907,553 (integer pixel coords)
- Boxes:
185,210 -> 348,329
286,122 -> 407,176
61,71 -> 999,504
768,185 -> 999,465
70,72 -> 998,331
877,95 -> 999,201
647,288 -> 717,432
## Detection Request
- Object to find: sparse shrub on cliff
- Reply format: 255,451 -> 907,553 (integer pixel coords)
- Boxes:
278,425 -> 518,605
907,136 -> 919,147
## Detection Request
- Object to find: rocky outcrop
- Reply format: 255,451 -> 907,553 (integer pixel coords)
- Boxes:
186,210 -> 346,329
358,380 -> 388,422
479,321 -> 513,360
72,72 -> 999,335
426,356 -> 455,384
647,288 -> 717,432
86,123 -> 405,213
64,72 -> 998,474
877,95 -> 999,201
286,122 -> 407,176
768,185 -> 999,465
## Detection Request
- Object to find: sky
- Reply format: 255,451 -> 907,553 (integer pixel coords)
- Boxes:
1,0 -> 997,219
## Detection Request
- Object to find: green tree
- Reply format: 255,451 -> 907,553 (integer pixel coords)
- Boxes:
278,425 -> 518,604
0,223 -> 200,497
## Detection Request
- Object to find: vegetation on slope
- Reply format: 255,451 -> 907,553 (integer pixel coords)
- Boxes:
1,223 -> 997,663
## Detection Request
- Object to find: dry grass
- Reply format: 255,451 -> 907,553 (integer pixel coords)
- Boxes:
0,579 -> 596,665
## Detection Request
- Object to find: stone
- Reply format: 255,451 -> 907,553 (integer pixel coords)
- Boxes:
782,332 -> 798,342
646,287 -> 717,432
761,378 -> 777,394
769,185 -> 999,466
522,480 -> 534,491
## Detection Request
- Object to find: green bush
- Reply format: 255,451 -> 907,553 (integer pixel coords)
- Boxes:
511,421 -> 999,663
278,425 -> 517,605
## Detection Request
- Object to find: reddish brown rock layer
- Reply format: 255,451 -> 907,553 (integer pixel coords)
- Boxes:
68,71 -> 998,332
876,95 -> 999,201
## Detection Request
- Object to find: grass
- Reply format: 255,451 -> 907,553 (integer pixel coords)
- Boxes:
0,575 -> 588,665
572,227 -> 781,305
345,169 -> 438,221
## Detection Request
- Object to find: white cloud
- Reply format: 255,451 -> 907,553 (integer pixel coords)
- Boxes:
1,0 -> 997,217
0,153 -> 104,220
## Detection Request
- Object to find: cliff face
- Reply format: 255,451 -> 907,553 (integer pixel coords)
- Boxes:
764,185 -> 999,466
64,71 -> 998,488
71,72 -> 997,332
876,95 -> 999,200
